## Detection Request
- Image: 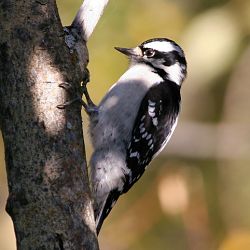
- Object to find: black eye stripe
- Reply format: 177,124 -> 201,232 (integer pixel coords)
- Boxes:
140,46 -> 186,68
162,53 -> 176,66
158,51 -> 186,66
170,51 -> 187,66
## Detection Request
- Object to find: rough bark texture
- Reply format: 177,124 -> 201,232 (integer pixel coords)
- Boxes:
0,1 -> 99,249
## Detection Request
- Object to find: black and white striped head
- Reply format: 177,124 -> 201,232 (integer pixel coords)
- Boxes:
115,38 -> 187,86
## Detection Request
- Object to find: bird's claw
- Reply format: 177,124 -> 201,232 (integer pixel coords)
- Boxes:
57,72 -> 97,115
57,97 -> 82,109
57,82 -> 81,109
82,68 -> 90,86
59,82 -> 74,91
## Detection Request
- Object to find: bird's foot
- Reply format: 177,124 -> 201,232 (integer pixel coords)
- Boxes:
57,70 -> 98,115
57,81 -> 85,109
80,68 -> 98,115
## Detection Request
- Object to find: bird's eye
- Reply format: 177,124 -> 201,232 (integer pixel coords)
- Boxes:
144,49 -> 155,58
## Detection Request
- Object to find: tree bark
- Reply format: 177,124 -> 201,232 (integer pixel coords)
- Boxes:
0,1 -> 99,249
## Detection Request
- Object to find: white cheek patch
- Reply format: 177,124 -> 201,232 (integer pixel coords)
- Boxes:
165,63 -> 183,85
147,58 -> 183,85
155,62 -> 183,86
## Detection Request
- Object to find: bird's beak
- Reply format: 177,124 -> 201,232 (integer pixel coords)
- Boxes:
114,46 -> 142,57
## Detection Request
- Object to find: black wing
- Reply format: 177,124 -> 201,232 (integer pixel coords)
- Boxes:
124,81 -> 180,192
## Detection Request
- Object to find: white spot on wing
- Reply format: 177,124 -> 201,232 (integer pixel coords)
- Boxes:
148,106 -> 155,117
148,100 -> 155,106
140,127 -> 146,133
133,136 -> 140,142
148,106 -> 155,113
149,112 -> 155,117
148,139 -> 153,146
152,118 -> 158,126
130,152 -> 140,158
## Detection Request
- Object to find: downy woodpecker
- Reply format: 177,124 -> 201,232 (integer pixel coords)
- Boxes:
83,38 -> 187,234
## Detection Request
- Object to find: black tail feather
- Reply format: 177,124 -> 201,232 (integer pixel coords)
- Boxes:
95,189 -> 121,235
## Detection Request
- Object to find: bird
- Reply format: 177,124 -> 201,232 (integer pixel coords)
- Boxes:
82,38 -> 187,234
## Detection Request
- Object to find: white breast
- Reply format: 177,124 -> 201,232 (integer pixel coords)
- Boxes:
90,64 -> 162,149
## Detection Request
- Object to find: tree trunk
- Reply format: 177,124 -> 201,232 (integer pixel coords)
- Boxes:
0,1 -> 99,249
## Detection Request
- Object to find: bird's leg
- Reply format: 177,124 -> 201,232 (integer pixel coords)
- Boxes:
57,69 -> 98,115
56,81 -> 87,110
80,78 -> 98,115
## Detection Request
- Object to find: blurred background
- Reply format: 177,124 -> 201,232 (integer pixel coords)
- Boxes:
1,0 -> 250,249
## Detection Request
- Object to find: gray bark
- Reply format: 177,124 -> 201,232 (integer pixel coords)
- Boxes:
0,1 -> 99,249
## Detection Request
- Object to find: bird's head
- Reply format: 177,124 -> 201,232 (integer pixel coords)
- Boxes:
115,38 -> 187,85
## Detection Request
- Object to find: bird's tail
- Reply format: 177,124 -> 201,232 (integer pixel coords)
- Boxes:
95,189 -> 120,235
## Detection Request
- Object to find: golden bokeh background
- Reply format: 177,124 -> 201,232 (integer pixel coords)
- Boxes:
1,0 -> 250,249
